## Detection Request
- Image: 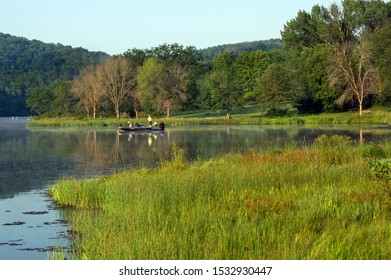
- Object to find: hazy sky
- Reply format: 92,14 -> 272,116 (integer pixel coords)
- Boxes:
1,0 -> 336,55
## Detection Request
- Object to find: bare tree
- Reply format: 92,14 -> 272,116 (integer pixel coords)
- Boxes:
327,3 -> 379,116
131,90 -> 142,119
329,39 -> 378,115
72,76 -> 90,119
72,66 -> 102,119
97,57 -> 137,118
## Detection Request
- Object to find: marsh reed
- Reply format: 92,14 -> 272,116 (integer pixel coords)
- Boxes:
49,136 -> 391,259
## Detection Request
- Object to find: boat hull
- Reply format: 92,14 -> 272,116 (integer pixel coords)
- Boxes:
119,122 -> 165,133
119,126 -> 164,132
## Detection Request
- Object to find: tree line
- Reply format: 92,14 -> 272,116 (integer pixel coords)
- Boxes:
19,1 -> 391,118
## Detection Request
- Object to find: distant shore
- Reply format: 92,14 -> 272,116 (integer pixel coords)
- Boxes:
27,107 -> 391,127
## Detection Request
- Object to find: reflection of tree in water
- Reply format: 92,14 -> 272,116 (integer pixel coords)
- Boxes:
294,126 -> 391,145
0,129 -> 76,198
72,130 -> 169,173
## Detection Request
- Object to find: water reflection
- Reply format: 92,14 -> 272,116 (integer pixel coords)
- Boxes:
2,123 -> 391,199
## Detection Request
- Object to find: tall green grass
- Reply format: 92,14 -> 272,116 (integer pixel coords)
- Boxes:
27,117 -> 130,127
49,137 -> 391,259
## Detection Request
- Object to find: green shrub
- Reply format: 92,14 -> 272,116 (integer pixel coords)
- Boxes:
314,134 -> 353,148
366,158 -> 391,181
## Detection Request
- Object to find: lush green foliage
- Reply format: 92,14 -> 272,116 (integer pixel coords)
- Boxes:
137,57 -> 190,118
27,80 -> 78,117
281,0 -> 391,115
370,23 -> 391,104
201,52 -> 242,119
0,33 -> 109,116
200,39 -> 282,61
49,137 -> 390,259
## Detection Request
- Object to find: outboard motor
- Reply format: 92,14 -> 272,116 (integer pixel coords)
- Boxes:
159,122 -> 165,130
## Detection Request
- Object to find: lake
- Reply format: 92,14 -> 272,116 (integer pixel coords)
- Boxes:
1,117 -> 391,259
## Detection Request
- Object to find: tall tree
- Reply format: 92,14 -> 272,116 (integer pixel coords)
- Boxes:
205,52 -> 241,119
235,50 -> 271,103
72,66 -> 102,119
370,21 -> 391,104
137,57 -> 190,118
281,0 -> 391,115
297,45 -> 338,112
327,2 -> 379,115
257,63 -> 302,110
97,58 -> 137,118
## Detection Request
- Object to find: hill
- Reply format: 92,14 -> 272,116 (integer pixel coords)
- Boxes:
0,33 -> 110,116
200,39 -> 282,60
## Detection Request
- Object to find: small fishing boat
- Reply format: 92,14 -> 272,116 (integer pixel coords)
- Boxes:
119,122 -> 165,132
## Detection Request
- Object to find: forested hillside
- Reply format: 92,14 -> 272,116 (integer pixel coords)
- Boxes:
200,39 -> 282,60
0,33 -> 109,116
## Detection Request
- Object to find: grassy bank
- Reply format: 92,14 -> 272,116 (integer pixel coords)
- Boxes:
49,136 -> 391,259
28,107 -> 391,127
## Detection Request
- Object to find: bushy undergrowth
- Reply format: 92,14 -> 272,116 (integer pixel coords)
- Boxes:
49,137 -> 391,260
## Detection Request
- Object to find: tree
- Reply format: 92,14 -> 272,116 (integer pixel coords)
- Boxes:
281,0 -> 391,115
122,48 -> 148,67
297,45 -> 339,112
149,44 -> 203,110
205,52 -> 241,119
370,22 -> 391,104
72,66 -> 102,119
328,36 -> 378,115
257,63 -> 302,111
27,80 -> 76,116
137,57 -> 190,118
26,85 -> 55,116
97,57 -> 137,118
281,6 -> 330,51
50,81 -> 77,116
327,2 -> 379,115
235,50 -> 271,103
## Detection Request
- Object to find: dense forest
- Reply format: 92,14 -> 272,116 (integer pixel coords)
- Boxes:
0,33 -> 109,116
1,0 -> 391,118
200,39 -> 283,60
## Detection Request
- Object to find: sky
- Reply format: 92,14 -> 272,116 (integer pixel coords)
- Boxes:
1,0 -> 336,55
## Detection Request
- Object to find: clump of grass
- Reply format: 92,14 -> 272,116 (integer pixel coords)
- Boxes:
49,137 -> 391,260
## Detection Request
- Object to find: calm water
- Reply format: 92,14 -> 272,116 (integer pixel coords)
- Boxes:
1,117 -> 391,259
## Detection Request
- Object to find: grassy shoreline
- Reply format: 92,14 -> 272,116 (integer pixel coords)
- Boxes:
49,136 -> 391,260
28,108 -> 391,127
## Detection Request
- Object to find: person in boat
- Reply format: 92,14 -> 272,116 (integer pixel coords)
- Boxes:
148,115 -> 152,126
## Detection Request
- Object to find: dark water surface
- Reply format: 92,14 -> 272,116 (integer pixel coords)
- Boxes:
1,117 -> 391,259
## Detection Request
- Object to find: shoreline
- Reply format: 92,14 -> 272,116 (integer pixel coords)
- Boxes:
26,108 -> 391,128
